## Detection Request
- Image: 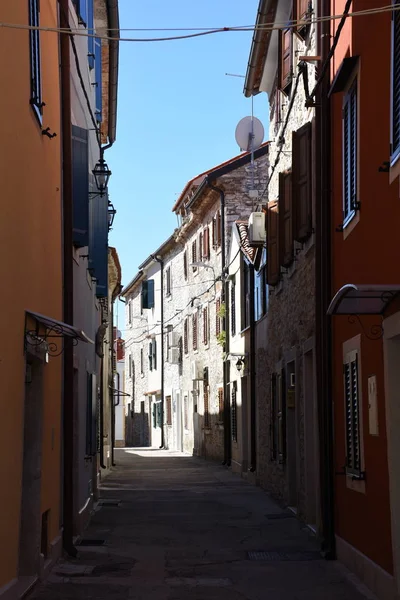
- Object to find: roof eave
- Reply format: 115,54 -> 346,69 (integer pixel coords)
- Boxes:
106,0 -> 119,144
244,0 -> 277,97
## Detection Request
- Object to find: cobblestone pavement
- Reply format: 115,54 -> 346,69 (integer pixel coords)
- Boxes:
31,449 -> 375,600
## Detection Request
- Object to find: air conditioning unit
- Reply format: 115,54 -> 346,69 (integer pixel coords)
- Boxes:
168,348 -> 180,364
191,360 -> 203,381
168,331 -> 180,348
248,212 -> 266,246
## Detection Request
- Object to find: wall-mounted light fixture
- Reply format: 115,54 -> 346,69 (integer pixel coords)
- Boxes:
236,357 -> 245,374
92,154 -> 112,196
107,202 -> 117,230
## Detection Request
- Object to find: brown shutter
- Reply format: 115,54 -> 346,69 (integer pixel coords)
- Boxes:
212,217 -> 217,248
215,298 -> 221,336
216,211 -> 222,247
267,200 -> 280,286
278,171 -> 294,268
203,226 -> 209,259
183,251 -> 188,280
279,28 -> 293,91
292,122 -> 312,242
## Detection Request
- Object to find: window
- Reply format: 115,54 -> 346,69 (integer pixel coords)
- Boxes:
192,312 -> 198,351
203,226 -> 210,260
392,0 -> 400,161
129,354 -> 132,378
344,350 -> 362,477
183,251 -> 188,280
204,385 -> 210,428
29,0 -> 43,123
178,337 -> 183,375
184,395 -> 188,430
215,298 -> 221,337
231,277 -> 236,336
166,396 -> 172,426
231,382 -> 237,442
278,171 -> 294,268
213,211 -> 222,248
131,363 -> 135,402
293,0 -> 312,38
343,78 -> 358,225
255,249 -> 268,319
191,241 -> 197,271
279,27 -> 293,93
203,306 -> 209,345
292,122 -> 312,242
166,267 -> 172,297
152,338 -> 157,370
218,387 -> 224,420
148,341 -> 153,371
184,318 -> 189,354
140,348 -> 144,374
128,300 -> 132,325
142,279 -> 155,309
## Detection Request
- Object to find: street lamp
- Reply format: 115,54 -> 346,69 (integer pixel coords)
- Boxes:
92,155 -> 112,195
107,202 -> 117,230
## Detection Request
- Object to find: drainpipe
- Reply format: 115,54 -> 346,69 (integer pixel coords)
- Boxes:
315,0 -> 335,559
59,0 -> 77,558
111,304 -> 116,466
99,358 -> 106,469
151,255 -> 165,449
249,264 -> 257,472
207,180 -> 231,466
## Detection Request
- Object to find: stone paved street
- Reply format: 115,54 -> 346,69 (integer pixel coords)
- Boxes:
31,450 -> 374,600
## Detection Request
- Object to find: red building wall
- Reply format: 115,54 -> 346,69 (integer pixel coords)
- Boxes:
330,0 -> 400,574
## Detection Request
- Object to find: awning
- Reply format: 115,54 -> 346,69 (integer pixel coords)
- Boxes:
327,284 -> 400,316
328,56 -> 359,97
26,311 -> 94,343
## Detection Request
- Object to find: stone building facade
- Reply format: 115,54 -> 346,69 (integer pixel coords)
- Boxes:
244,0 -> 320,528
122,146 -> 269,462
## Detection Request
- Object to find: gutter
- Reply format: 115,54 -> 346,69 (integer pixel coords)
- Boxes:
105,0 -> 119,146
244,0 -> 276,97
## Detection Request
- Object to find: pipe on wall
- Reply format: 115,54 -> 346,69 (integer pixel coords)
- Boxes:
315,0 -> 335,559
249,264 -> 257,472
59,0 -> 77,558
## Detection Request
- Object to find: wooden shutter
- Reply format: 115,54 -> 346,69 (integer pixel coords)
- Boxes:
392,2 -> 400,158
344,352 -> 361,475
184,318 -> 188,354
199,232 -> 203,261
166,396 -> 172,426
140,348 -> 144,373
278,368 -> 287,464
192,241 -> 197,270
266,201 -> 280,286
279,28 -> 293,91
203,227 -> 210,259
343,80 -> 357,221
215,298 -> 221,336
204,386 -> 210,427
203,307 -> 208,345
292,122 -> 312,242
152,339 -> 157,370
72,126 -> 89,247
216,211 -> 222,247
231,382 -> 237,442
166,267 -> 171,296
212,217 -> 217,248
148,341 -> 153,371
192,313 -> 198,351
218,388 -> 224,419
231,278 -> 236,336
184,251 -> 188,280
270,374 -> 277,461
89,189 -> 108,298
279,171 -> 293,268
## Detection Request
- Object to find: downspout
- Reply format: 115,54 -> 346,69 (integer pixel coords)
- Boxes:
111,304 -> 116,466
99,358 -> 106,469
152,255 -> 165,449
249,264 -> 257,472
316,0 -> 335,559
207,180 -> 231,466
59,0 -> 77,557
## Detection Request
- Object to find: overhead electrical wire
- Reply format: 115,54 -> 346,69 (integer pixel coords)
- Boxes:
1,4 -> 399,43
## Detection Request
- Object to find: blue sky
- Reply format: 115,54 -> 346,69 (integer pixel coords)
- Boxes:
107,0 -> 266,329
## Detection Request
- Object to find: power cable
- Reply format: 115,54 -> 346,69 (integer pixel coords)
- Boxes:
1,4 -> 399,43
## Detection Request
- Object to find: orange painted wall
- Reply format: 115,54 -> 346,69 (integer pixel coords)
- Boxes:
0,0 -> 62,588
331,0 -> 400,574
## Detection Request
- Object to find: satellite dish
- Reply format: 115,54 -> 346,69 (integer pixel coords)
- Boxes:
235,116 -> 264,152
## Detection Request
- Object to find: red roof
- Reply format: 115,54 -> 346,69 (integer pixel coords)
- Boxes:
172,142 -> 269,212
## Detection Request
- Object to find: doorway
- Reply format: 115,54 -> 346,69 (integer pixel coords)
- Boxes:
383,315 -> 400,594
18,356 -> 44,578
286,360 -> 297,509
174,390 -> 183,452
303,346 -> 320,530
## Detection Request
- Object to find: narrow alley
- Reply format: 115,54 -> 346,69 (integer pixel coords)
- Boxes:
32,450 -> 371,600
